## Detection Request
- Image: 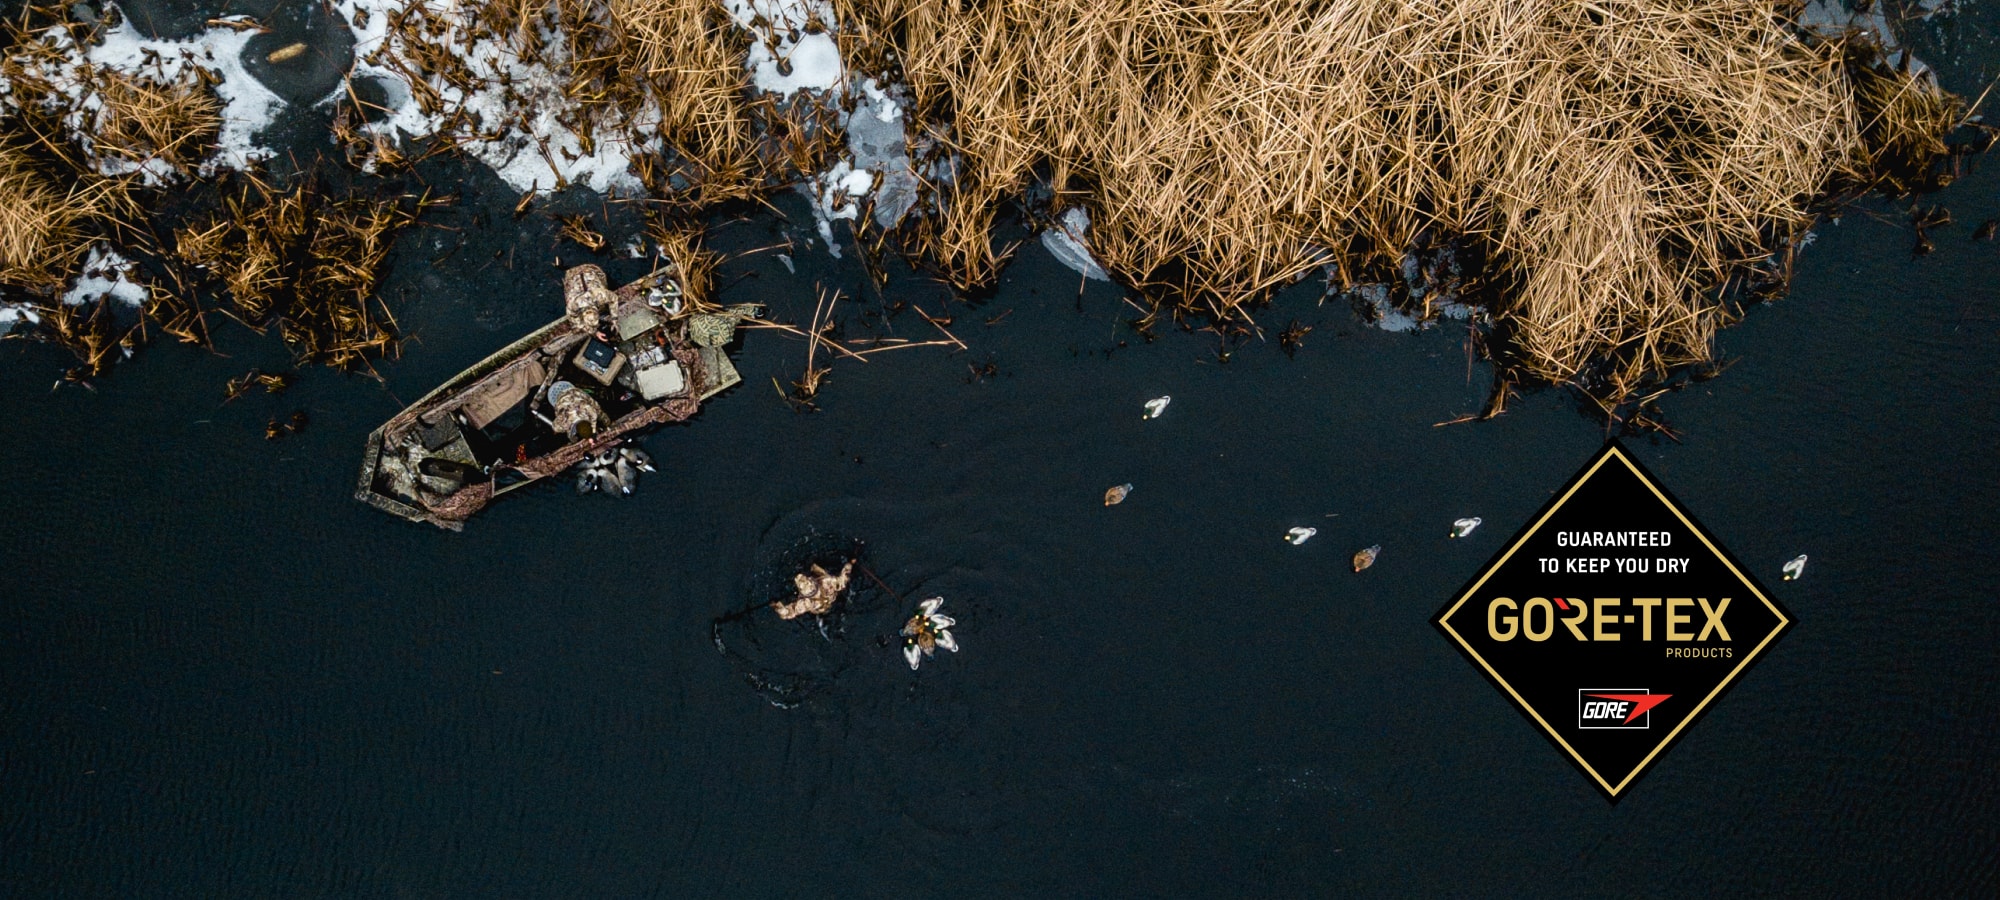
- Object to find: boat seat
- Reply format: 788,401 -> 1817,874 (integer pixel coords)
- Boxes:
415,414 -> 461,451
457,359 -> 545,429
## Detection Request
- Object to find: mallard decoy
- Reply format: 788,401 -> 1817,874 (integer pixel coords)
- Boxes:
902,597 -> 959,670
1451,517 -> 1482,538
1285,527 -> 1317,545
620,445 -> 656,473
1143,396 -> 1171,419
1782,555 -> 1807,581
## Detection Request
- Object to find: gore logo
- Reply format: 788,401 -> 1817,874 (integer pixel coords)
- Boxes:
1577,690 -> 1670,729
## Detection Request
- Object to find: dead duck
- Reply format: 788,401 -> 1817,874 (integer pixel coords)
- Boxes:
611,456 -> 637,496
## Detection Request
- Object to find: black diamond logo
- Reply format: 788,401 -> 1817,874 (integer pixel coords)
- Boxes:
1433,442 -> 1792,801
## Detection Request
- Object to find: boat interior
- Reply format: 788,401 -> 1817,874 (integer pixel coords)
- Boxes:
371,293 -> 694,502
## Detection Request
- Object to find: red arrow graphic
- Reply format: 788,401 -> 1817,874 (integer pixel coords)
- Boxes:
1585,693 -> 1672,724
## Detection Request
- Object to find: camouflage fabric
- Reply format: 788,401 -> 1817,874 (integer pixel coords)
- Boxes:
550,383 -> 608,438
687,314 -> 735,348
687,303 -> 764,348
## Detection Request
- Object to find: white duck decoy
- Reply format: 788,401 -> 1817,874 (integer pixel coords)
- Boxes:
1285,527 -> 1317,545
1451,517 -> 1483,538
902,597 -> 959,670
1782,555 -> 1808,581
1143,396 -> 1171,419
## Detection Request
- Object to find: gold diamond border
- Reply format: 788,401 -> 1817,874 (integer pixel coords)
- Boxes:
1435,444 -> 1793,797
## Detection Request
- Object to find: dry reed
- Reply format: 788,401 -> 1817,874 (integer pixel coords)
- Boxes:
1,0 -> 1967,403
833,0 -> 1965,395
170,177 -> 427,368
0,144 -> 131,291
644,218 -> 720,307
611,0 -> 762,204
88,67 -> 223,174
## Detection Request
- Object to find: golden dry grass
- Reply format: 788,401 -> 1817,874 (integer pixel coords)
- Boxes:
90,67 -> 223,173
2,8 -> 222,178
0,0 -> 1965,399
0,144 -> 131,291
645,218 -> 720,306
832,0 -> 1962,393
611,0 -> 762,203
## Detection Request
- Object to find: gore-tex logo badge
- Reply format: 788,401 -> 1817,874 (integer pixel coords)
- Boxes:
1433,442 -> 1792,801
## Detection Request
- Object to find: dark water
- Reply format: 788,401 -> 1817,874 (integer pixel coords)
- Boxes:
6,11 -> 2000,899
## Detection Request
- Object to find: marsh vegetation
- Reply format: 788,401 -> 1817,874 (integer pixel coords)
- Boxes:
0,0 -> 1978,409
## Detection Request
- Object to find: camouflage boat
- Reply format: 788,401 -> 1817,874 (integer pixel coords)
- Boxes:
355,263 -> 756,530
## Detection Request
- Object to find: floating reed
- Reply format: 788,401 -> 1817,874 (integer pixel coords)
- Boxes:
169,176 -> 428,368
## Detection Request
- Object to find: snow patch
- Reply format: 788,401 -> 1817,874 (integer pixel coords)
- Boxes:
1041,207 -> 1110,281
0,304 -> 41,334
1,8 -> 287,181
802,77 -> 919,257
61,246 -> 148,308
725,0 -> 843,95
338,0 -> 652,195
